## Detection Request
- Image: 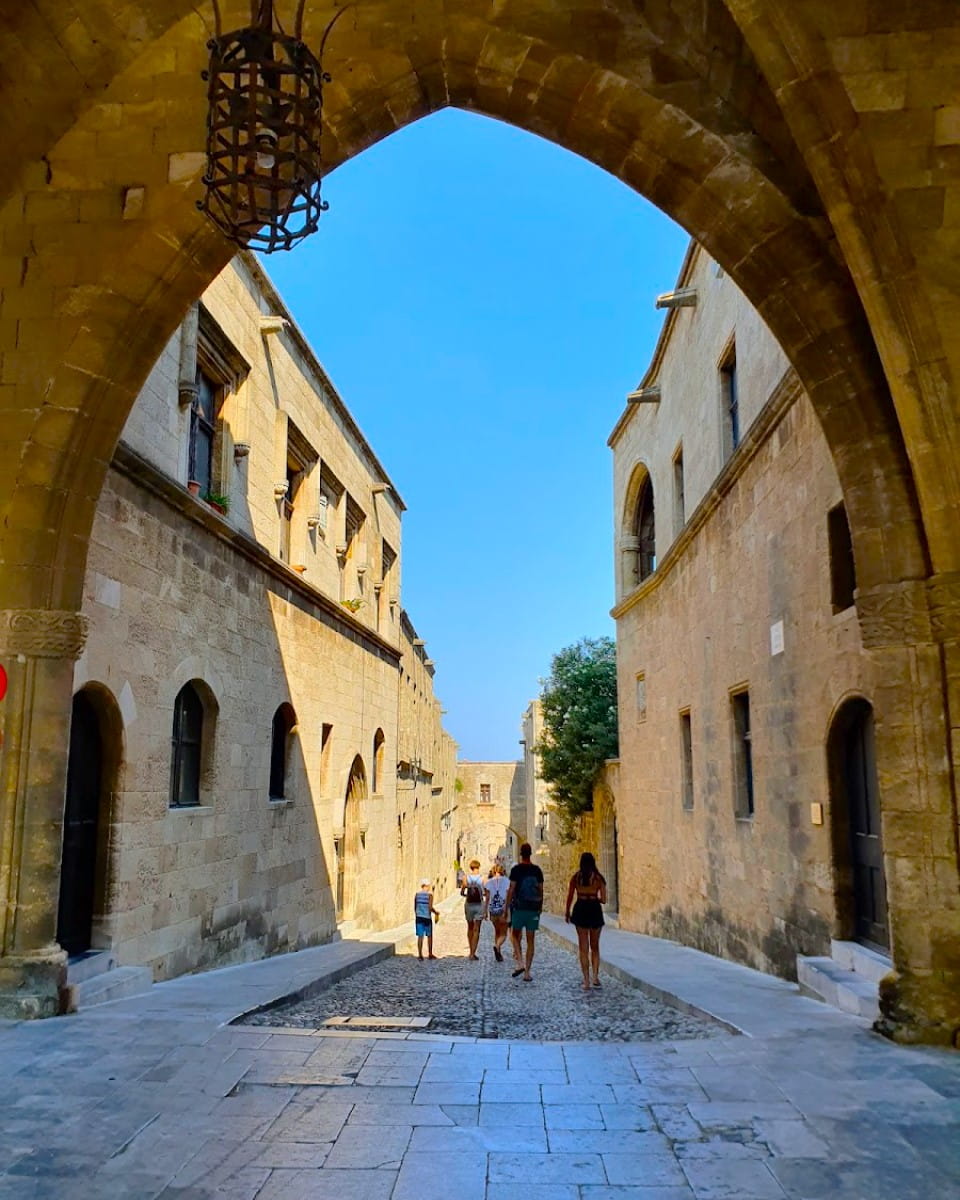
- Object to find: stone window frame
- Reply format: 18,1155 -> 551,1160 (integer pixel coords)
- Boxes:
280,419 -> 319,564
827,500 -> 857,614
372,728 -> 385,796
730,684 -> 754,820
636,673 -> 647,723
269,701 -> 298,803
190,305 -> 250,497
479,783 -> 492,804
718,333 -> 739,463
672,442 -> 686,539
169,679 -> 219,809
679,707 -> 694,811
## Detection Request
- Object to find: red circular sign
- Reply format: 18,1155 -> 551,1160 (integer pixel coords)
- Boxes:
0,665 -> 7,703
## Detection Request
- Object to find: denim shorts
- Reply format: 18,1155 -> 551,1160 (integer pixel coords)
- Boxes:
415,918 -> 432,937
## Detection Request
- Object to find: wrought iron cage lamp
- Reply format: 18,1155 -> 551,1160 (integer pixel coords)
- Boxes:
198,0 -> 348,252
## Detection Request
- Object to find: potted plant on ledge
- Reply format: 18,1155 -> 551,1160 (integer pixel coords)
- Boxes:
202,490 -> 230,515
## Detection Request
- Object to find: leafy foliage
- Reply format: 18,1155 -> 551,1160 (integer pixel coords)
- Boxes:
535,637 -> 619,837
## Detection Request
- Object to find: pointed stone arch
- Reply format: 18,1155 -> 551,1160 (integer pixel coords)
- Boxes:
338,754 -> 367,923
0,0 -> 957,1038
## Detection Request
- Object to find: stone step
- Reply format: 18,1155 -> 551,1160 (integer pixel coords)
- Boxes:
796,955 -> 879,1022
74,965 -> 153,1009
66,950 -> 116,985
829,939 -> 891,984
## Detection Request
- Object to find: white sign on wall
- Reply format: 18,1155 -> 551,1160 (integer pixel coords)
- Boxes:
770,619 -> 785,656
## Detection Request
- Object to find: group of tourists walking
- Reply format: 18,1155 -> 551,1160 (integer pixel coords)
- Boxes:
413,843 -> 608,989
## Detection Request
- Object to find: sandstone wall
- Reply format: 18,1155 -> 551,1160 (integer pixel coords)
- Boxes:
611,245 -> 874,979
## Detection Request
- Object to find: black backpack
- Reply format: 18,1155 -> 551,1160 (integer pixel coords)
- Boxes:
515,870 -> 543,912
465,878 -> 483,903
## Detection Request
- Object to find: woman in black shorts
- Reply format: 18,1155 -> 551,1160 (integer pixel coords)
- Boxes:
565,852 -> 608,991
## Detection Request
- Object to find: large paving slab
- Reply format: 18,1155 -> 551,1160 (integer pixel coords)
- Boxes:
0,917 -> 957,1198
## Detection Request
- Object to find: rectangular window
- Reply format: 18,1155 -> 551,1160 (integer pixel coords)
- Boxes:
320,722 -> 333,793
680,709 -> 694,811
731,689 -> 754,818
636,674 -> 647,723
720,342 -> 739,461
479,783 -> 491,804
189,369 -> 219,494
281,462 -> 300,562
281,421 -> 318,563
828,502 -> 857,612
673,446 -> 685,536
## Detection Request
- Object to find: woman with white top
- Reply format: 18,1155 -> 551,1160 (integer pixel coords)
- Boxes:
483,862 -> 511,962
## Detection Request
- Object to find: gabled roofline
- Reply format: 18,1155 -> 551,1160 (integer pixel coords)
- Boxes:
608,238 -> 701,449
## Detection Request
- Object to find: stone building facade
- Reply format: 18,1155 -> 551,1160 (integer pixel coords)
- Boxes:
610,242 -> 877,980
63,254 -> 456,982
454,762 -> 526,874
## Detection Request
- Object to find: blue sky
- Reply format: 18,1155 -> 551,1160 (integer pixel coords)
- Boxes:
262,108 -> 689,759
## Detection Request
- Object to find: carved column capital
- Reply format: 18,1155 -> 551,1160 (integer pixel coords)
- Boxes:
857,575 -> 960,649
928,572 -> 960,643
0,610 -> 89,660
856,581 -> 931,649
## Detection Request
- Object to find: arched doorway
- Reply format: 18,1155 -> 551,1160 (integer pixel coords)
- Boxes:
338,756 -> 367,922
57,689 -> 119,957
828,698 -> 888,952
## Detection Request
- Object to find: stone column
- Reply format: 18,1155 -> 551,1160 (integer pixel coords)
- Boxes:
857,576 -> 960,1046
0,609 -> 88,1019
619,536 -> 640,595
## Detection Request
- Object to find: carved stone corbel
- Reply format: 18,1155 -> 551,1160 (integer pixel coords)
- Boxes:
0,610 -> 89,660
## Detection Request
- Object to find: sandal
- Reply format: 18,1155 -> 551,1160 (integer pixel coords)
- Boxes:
593,979 -> 602,989
511,967 -> 525,978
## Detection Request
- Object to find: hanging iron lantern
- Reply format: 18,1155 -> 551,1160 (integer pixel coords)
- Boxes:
198,1 -> 348,252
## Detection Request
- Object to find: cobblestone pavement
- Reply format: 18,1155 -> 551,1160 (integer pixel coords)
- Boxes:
246,914 -> 721,1042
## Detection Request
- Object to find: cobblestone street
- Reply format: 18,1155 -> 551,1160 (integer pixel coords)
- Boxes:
246,913 -> 720,1042
0,921 -> 957,1198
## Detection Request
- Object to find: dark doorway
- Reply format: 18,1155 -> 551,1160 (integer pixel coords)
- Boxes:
57,691 -> 105,956
829,698 -> 888,950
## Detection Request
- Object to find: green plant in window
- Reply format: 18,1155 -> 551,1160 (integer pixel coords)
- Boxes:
340,597 -> 364,613
202,489 -> 231,513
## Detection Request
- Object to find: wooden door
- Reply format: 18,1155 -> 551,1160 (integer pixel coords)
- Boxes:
845,708 -> 888,949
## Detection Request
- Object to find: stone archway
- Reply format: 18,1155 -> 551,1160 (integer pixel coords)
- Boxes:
0,2 -> 957,1040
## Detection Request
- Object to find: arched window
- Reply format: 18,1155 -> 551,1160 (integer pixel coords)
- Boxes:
372,728 -> 385,794
170,683 -> 203,808
270,703 -> 297,800
635,475 -> 656,581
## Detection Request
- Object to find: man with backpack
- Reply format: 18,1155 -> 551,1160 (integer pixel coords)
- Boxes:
506,843 -> 544,981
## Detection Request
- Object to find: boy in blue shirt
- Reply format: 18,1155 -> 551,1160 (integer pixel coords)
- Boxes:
414,878 -> 440,960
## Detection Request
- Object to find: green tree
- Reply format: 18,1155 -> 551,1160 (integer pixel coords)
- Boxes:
536,636 -> 619,837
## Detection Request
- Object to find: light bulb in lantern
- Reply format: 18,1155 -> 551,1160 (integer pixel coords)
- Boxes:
255,127 -> 278,171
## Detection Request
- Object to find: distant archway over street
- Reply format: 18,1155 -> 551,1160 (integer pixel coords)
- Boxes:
0,1 -> 958,1043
